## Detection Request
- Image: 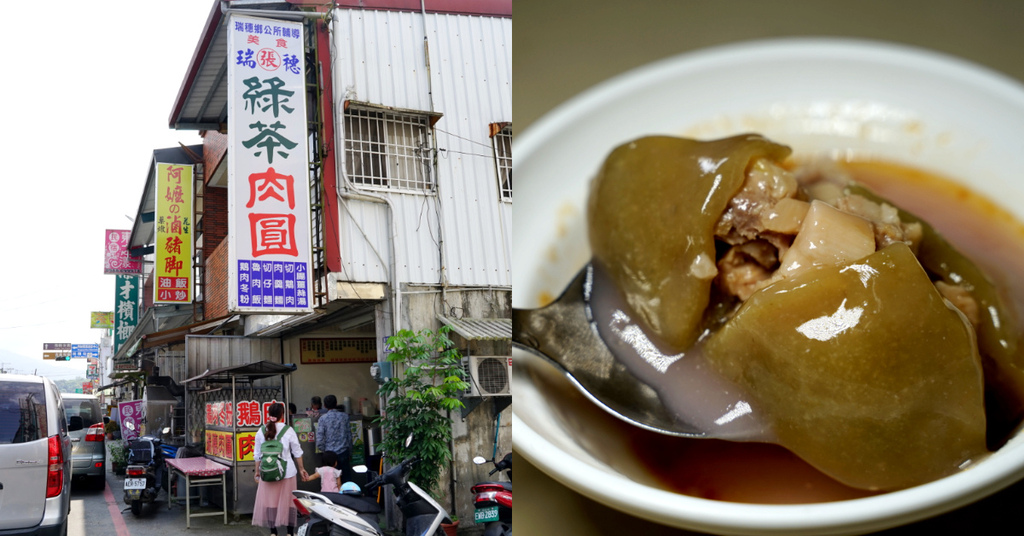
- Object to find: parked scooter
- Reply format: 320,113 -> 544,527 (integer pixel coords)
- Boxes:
293,435 -> 454,536
122,421 -> 167,516
471,452 -> 512,536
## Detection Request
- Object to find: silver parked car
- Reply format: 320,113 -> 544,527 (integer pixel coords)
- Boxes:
62,393 -> 106,489
0,374 -> 72,536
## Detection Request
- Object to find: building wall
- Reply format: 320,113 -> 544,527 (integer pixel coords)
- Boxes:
402,288 -> 511,526
205,238 -> 230,319
330,9 -> 512,288
200,130 -> 230,319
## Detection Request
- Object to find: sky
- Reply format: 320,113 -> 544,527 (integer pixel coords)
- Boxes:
0,1 -> 216,381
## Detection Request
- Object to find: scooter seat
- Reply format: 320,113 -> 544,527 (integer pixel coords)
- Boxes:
476,481 -> 512,491
321,492 -> 383,514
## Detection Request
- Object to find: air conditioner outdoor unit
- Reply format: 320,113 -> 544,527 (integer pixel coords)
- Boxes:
464,356 -> 511,397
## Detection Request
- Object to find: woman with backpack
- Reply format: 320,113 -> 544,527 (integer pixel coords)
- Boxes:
253,402 -> 308,536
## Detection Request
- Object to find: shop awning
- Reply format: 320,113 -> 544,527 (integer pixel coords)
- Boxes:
95,378 -> 138,392
436,315 -> 511,341
183,360 -> 297,384
142,314 -> 240,349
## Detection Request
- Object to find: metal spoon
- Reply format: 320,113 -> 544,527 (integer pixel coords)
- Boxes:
512,263 -> 706,438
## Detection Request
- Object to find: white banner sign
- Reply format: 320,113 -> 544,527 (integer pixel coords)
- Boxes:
226,15 -> 312,313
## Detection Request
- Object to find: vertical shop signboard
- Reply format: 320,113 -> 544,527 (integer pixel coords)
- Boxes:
114,274 -> 140,354
103,229 -> 142,274
118,400 -> 145,442
154,163 -> 193,304
226,14 -> 312,314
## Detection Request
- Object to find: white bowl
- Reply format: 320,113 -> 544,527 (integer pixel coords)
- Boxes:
513,37 -> 1024,535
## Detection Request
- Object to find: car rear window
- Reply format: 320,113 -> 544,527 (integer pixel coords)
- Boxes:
0,382 -> 48,443
64,398 -> 100,431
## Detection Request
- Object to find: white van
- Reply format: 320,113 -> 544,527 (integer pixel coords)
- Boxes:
0,374 -> 72,536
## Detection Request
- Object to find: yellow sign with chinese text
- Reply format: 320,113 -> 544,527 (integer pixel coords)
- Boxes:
236,431 -> 257,462
205,430 -> 234,461
155,163 -> 193,304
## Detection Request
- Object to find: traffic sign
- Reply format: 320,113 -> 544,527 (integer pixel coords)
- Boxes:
71,344 -> 100,359
43,351 -> 72,361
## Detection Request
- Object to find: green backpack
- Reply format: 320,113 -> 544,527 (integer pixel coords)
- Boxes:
259,424 -> 291,482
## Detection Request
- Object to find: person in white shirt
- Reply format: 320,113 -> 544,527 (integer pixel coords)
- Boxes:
252,403 -> 308,536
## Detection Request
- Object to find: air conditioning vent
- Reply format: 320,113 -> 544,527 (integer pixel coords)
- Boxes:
464,356 -> 511,397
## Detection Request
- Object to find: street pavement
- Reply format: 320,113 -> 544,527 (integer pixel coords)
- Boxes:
68,463 -> 265,536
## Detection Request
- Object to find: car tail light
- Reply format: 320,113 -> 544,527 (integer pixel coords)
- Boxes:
46,435 -> 64,498
85,423 -> 105,442
293,498 -> 310,517
127,466 -> 147,477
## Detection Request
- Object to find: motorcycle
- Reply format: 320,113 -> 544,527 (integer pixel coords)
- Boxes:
293,435 -> 454,536
122,421 -> 167,516
471,452 -> 512,536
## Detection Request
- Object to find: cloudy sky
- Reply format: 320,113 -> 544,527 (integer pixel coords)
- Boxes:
0,1 -> 215,380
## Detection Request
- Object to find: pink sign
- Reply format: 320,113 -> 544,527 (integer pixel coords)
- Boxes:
118,400 -> 145,442
104,229 -> 142,274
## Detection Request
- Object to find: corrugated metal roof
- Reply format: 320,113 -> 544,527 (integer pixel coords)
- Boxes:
436,315 -> 510,341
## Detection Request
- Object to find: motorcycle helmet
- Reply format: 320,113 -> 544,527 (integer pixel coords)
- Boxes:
340,481 -> 362,495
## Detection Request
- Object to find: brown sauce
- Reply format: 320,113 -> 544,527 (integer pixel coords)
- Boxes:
627,158 -> 1024,503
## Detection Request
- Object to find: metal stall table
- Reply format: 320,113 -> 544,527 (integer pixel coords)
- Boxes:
183,361 -> 296,517
165,456 -> 231,528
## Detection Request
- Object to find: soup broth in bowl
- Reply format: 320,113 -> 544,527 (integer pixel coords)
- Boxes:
513,38 -> 1024,535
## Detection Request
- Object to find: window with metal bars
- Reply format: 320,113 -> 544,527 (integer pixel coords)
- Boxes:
491,123 -> 512,202
344,106 -> 433,192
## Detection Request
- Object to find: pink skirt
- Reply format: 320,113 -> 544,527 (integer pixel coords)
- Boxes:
251,476 -> 298,529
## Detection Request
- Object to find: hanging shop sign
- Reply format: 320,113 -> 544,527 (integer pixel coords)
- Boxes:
104,229 -> 142,274
118,400 -> 144,442
226,14 -> 312,314
154,163 -> 193,304
90,311 -> 113,329
115,275 -> 140,354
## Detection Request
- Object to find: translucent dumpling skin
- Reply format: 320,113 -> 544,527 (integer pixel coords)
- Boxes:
704,243 -> 987,490
588,134 -> 791,350
586,134 -> 1010,491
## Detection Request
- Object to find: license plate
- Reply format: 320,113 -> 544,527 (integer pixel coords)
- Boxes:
124,478 -> 146,490
474,505 -> 500,523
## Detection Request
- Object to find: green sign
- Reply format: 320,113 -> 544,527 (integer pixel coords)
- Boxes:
114,275 -> 140,354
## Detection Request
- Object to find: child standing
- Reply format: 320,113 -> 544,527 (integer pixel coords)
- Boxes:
304,450 -> 342,493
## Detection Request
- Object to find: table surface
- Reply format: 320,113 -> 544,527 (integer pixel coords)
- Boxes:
165,456 -> 231,477
514,1 -> 1024,534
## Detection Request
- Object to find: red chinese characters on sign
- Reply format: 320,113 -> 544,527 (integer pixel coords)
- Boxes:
246,167 -> 298,258
204,402 -> 235,427
207,400 -> 282,429
237,433 -> 256,461
205,430 -> 234,460
236,400 -> 263,427
263,400 -> 282,423
249,213 -> 298,257
246,168 -> 295,209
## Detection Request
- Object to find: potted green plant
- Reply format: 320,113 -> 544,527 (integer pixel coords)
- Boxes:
441,513 -> 459,536
108,439 -> 129,475
375,326 -> 469,496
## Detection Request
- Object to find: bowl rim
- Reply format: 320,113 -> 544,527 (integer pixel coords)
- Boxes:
513,36 -> 1024,534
